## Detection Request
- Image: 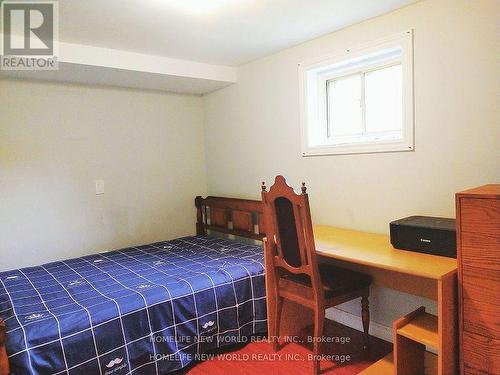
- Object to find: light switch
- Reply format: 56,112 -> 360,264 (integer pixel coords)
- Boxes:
95,180 -> 105,195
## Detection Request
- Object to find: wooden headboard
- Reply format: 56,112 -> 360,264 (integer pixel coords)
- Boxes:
195,196 -> 265,241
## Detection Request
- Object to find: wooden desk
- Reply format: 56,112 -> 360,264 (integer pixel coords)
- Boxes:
317,226 -> 457,375
314,226 -> 457,280
270,225 -> 458,375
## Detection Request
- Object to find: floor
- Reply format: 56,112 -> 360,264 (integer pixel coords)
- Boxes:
178,320 -> 392,374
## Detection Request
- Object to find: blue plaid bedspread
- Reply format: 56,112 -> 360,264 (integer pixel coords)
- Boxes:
0,236 -> 267,375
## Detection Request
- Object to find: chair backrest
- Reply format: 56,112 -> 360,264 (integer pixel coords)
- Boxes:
261,176 -> 321,283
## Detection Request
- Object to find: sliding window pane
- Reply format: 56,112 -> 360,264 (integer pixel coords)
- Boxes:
365,64 -> 402,133
328,74 -> 362,137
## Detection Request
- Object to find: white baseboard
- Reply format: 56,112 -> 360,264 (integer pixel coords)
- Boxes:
326,307 -> 393,343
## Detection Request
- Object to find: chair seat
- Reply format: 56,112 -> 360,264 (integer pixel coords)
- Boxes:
281,264 -> 372,298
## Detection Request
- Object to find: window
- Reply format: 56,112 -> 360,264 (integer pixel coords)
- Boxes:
299,31 -> 414,156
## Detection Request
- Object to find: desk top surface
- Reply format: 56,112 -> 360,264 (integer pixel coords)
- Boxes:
314,225 -> 457,280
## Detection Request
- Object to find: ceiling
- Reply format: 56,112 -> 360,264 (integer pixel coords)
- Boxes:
60,0 -> 419,66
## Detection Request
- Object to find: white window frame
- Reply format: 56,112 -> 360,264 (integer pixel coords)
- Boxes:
299,30 -> 414,156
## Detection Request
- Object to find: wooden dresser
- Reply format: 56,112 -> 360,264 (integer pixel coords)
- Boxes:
456,184 -> 500,375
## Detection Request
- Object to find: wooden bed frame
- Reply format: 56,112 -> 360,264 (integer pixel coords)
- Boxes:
0,195 -> 265,375
0,320 -> 6,375
195,195 -> 265,241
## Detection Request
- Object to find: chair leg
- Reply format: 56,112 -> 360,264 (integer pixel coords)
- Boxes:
361,293 -> 370,350
312,308 -> 325,375
273,296 -> 283,352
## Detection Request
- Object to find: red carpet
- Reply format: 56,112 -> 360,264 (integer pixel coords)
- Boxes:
177,320 -> 392,374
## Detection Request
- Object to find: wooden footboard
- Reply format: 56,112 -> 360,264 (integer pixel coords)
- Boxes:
0,319 -> 8,375
195,196 -> 265,240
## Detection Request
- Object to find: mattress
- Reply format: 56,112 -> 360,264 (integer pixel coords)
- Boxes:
0,235 -> 267,374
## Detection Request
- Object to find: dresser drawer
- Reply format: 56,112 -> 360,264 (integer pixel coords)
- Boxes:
463,297 -> 500,337
463,331 -> 500,375
460,198 -> 500,235
461,231 -> 500,271
464,368 -> 492,375
464,369 -> 491,375
462,265 -> 500,306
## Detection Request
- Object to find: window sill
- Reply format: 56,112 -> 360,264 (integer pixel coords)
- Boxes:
301,141 -> 414,156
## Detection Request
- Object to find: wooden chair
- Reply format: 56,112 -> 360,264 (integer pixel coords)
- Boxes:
261,175 -> 372,374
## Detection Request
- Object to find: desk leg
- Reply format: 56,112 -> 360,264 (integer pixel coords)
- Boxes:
438,274 -> 457,375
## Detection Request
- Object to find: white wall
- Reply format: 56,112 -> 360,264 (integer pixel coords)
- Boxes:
0,79 -> 207,271
203,0 -> 500,331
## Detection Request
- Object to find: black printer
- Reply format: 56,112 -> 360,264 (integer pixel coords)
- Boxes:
389,216 -> 456,258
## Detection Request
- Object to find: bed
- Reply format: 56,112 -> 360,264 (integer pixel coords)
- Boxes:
0,196 -> 267,375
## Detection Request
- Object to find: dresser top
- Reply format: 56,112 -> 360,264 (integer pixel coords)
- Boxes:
456,184 -> 500,198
